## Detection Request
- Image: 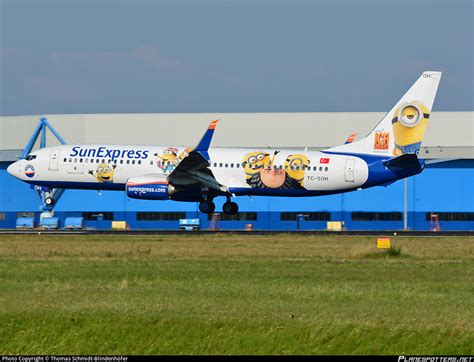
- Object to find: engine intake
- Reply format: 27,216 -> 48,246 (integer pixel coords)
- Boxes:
126,175 -> 175,200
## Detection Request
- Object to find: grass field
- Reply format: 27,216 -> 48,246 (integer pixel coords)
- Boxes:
0,233 -> 473,355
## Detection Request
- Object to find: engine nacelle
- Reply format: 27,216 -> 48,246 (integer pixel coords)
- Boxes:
126,175 -> 176,200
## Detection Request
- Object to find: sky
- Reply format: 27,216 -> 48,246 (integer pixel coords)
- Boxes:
0,0 -> 472,116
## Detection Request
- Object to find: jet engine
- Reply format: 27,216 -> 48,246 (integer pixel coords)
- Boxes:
126,175 -> 176,200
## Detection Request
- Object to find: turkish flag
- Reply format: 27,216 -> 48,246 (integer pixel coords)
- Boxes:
320,158 -> 330,164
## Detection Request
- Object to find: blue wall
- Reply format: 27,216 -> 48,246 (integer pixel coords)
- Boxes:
1,161 -> 473,231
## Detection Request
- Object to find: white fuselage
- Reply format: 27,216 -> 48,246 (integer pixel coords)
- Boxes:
8,144 -> 369,196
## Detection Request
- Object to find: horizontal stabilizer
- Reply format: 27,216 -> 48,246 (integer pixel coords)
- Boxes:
382,154 -> 422,171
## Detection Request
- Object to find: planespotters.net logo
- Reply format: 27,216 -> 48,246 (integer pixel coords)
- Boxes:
24,164 -> 35,178
399,357 -> 473,362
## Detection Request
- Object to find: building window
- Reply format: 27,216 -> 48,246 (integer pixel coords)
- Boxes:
207,212 -> 257,221
136,212 -> 186,221
351,212 -> 402,221
425,212 -> 474,222
82,212 -> 114,221
17,212 -> 35,218
280,212 -> 331,221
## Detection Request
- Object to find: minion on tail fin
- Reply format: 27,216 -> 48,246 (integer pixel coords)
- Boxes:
326,71 -> 442,157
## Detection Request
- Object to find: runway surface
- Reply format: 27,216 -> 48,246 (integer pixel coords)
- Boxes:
0,229 -> 472,236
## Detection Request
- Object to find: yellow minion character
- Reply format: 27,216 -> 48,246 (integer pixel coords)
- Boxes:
88,163 -> 116,183
392,101 -> 430,156
241,151 -> 272,180
284,154 -> 311,186
154,147 -> 179,173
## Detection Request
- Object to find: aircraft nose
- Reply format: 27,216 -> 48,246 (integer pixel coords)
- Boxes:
7,161 -> 21,178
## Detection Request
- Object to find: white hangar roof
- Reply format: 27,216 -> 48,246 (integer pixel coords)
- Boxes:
0,112 -> 472,160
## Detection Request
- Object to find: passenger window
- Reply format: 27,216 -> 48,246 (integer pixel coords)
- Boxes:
236,164 -> 240,168
230,164 -> 234,168
138,160 -> 141,165
319,167 -> 322,171
219,163 -> 223,167
126,160 -> 130,164
63,158 -> 67,162
74,158 -> 78,163
325,167 -> 328,171
132,160 -> 135,165
79,158 -> 83,163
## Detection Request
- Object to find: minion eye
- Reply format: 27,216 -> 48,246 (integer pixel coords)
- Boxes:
104,167 -> 110,172
257,154 -> 264,161
248,156 -> 256,163
399,105 -> 421,127
97,167 -> 103,173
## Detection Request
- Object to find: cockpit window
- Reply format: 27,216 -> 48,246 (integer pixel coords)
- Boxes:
25,155 -> 37,161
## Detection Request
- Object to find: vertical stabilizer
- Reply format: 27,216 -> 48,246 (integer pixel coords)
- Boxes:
326,71 -> 442,157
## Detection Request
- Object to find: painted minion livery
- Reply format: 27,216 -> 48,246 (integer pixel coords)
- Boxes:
88,163 -> 116,183
155,147 -> 179,173
391,101 -> 430,156
241,151 -> 272,180
284,154 -> 310,187
242,150 -> 308,190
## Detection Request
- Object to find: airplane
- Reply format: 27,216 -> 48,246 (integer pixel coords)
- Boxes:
7,71 -> 442,215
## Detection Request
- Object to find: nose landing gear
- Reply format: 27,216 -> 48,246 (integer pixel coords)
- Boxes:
45,196 -> 55,206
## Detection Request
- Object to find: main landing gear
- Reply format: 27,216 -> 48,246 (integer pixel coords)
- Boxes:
199,200 -> 215,214
222,200 -> 238,215
198,196 -> 239,215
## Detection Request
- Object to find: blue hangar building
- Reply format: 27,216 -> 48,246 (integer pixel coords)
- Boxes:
0,112 -> 473,231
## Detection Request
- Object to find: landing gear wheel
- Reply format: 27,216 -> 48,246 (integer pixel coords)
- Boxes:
45,197 -> 55,206
199,201 -> 216,214
223,201 -> 239,215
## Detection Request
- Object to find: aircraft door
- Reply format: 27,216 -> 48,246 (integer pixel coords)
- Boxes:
344,159 -> 355,182
49,149 -> 61,171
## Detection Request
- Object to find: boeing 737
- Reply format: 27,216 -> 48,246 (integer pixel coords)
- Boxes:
7,71 -> 442,215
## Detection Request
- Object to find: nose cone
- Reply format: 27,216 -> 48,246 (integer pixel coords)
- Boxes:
7,161 -> 21,179
7,162 -> 15,176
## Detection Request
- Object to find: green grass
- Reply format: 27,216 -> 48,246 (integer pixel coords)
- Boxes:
0,234 -> 473,355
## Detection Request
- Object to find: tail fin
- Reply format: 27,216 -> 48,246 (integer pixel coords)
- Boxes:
326,71 -> 442,157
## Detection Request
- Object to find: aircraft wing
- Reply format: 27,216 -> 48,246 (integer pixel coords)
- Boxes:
167,119 -> 231,194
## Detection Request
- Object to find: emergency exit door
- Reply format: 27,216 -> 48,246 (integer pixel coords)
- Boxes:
344,159 -> 355,182
49,148 -> 60,171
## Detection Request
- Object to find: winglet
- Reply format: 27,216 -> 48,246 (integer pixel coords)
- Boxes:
195,119 -> 219,152
344,132 -> 357,144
